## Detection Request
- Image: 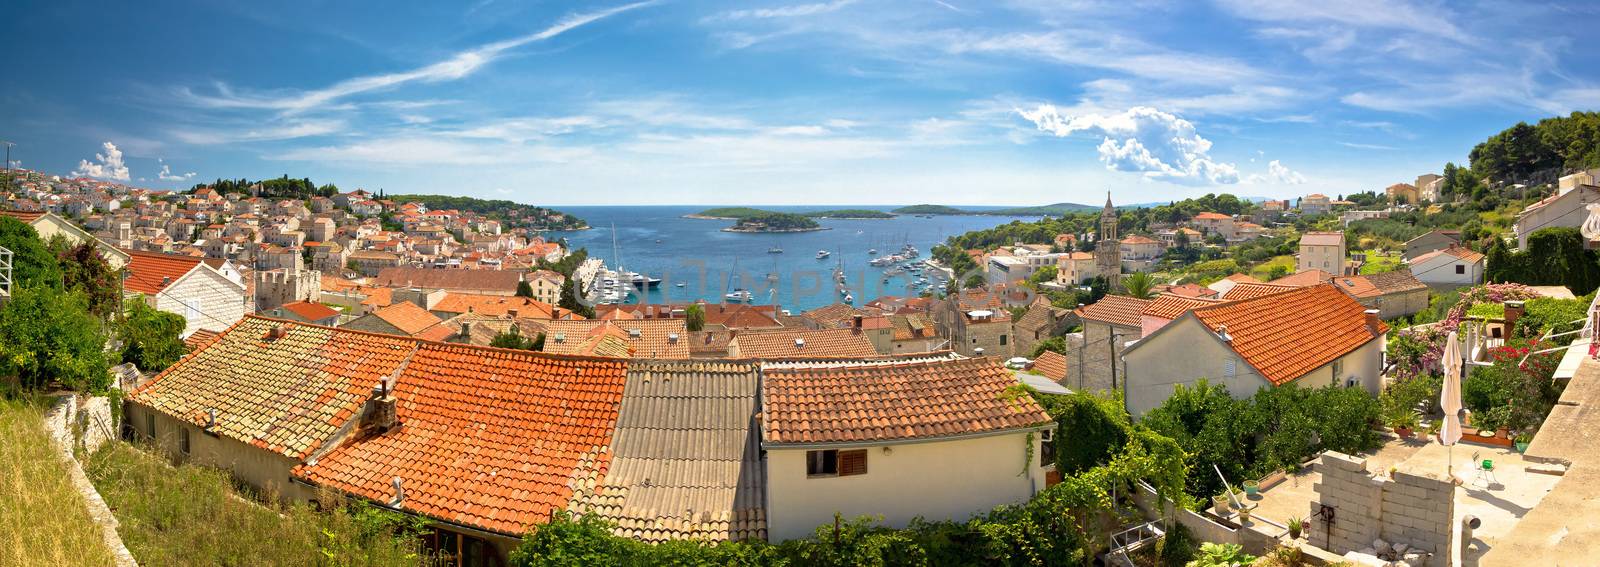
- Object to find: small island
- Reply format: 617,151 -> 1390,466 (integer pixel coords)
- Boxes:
724,211 -> 826,233
891,203 -> 1096,216
892,204 -> 968,215
802,209 -> 895,219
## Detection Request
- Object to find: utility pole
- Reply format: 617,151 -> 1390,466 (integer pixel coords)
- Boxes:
1108,332 -> 1119,391
1,141 -> 14,193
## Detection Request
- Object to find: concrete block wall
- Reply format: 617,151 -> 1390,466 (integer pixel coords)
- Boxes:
1308,452 -> 1454,564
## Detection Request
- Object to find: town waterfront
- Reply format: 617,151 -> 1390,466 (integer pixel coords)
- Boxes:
549,205 -> 1038,311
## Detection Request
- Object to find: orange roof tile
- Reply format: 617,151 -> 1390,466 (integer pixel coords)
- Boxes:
370,302 -> 445,336
130,317 -> 418,459
373,267 -> 522,294
1221,282 -> 1298,300
1268,269 -> 1335,287
0,210 -> 45,223
1121,235 -> 1160,245
122,248 -> 205,294
1298,232 -> 1344,247
761,357 -> 1052,445
1142,294 -> 1224,320
728,328 -> 878,359
1074,295 -> 1152,328
541,319 -> 690,359
1193,212 -> 1231,220
432,293 -> 555,319
1032,350 -> 1068,381
1411,246 -> 1485,265
294,342 -> 628,536
1188,284 -> 1385,386
1164,283 -> 1216,298
280,301 -> 340,322
182,328 -> 219,351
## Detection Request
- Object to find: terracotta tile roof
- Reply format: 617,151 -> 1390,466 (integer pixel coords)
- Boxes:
373,267 -> 523,294
541,319 -> 690,359
1362,269 -> 1427,294
1188,284 -> 1385,386
280,301 -> 339,322
1269,269 -> 1334,287
571,360 -> 766,542
122,248 -> 205,294
0,210 -> 46,223
1221,282 -> 1298,300
1193,212 -> 1231,220
760,357 -> 1053,445
370,302 -> 446,336
182,328 -> 219,351
801,303 -> 870,329
358,287 -> 395,307
432,293 -> 555,319
1298,232 -> 1344,247
1142,294 -> 1224,320
1164,283 -> 1216,298
889,313 -> 937,341
1073,295 -> 1151,328
1120,235 -> 1160,245
1031,350 -> 1068,381
728,328 -> 878,359
687,330 -> 733,357
1411,246 -> 1484,265
1225,273 -> 1261,283
294,342 -> 628,536
131,317 -> 417,459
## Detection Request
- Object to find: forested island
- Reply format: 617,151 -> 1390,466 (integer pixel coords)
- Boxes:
893,203 -> 1098,216
386,194 -> 588,230
686,207 -> 893,220
724,212 -> 825,232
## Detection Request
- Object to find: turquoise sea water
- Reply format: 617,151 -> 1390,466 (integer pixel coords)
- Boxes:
546,206 -> 1038,312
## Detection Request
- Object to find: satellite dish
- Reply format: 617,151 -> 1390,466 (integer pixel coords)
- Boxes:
1582,204 -> 1600,241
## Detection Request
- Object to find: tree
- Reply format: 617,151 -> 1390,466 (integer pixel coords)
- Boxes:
557,277 -> 594,319
1026,265 -> 1058,288
516,280 -> 535,298
59,242 -> 120,318
685,303 -> 706,332
0,287 -> 110,392
491,326 -> 537,350
117,300 -> 186,372
1121,272 -> 1156,299
0,217 -> 62,289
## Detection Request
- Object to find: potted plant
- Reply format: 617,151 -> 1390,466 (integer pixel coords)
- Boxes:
1388,409 -> 1419,439
1287,516 -> 1304,540
1515,431 -> 1533,453
1242,479 -> 1260,497
1213,494 -> 1232,515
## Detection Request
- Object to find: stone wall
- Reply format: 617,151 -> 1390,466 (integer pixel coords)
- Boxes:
1309,452 -> 1454,565
43,394 -> 138,566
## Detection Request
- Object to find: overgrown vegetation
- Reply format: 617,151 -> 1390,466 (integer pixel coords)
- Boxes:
0,397 -> 117,566
85,441 -> 431,566
0,286 -> 112,392
1141,381 -> 1382,499
376,194 -> 588,230
1486,227 -> 1600,296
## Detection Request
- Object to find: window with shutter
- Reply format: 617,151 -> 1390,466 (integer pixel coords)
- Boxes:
806,450 -> 839,476
839,449 -> 868,476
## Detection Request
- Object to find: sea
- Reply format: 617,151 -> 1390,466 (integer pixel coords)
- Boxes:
545,205 -> 1039,312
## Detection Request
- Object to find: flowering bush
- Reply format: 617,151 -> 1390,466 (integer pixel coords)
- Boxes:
1388,283 -> 1546,381
1462,338 -> 1562,432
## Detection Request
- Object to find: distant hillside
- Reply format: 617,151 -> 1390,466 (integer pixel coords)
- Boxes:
803,209 -> 895,219
381,194 -> 588,230
190,176 -> 335,200
892,203 -> 1096,216
687,207 -> 771,220
893,204 -> 967,215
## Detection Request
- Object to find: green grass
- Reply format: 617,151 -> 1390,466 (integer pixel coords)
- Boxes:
85,441 -> 430,566
1249,255 -> 1297,280
1359,251 -> 1403,275
0,396 -> 118,566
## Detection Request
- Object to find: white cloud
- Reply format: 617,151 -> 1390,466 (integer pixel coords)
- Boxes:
710,0 -> 856,21
180,2 -> 654,113
72,142 -> 131,181
156,159 -> 196,182
1266,160 -> 1306,184
1338,141 -> 1399,150
1216,0 -> 1467,43
172,119 -> 345,145
1017,105 -> 1239,185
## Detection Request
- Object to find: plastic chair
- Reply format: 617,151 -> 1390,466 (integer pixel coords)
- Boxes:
1474,458 -> 1498,486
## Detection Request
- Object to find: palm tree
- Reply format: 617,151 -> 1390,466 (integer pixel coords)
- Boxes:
1122,272 -> 1156,299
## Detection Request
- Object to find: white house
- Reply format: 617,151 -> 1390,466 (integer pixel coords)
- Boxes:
760,356 -> 1055,541
1408,246 -> 1486,288
1298,231 -> 1346,275
0,210 -> 130,268
122,249 -> 248,337
1513,174 -> 1600,250
1122,284 -> 1386,416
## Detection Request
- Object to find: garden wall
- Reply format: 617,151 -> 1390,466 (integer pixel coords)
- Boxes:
43,393 -> 138,567
1308,452 -> 1453,565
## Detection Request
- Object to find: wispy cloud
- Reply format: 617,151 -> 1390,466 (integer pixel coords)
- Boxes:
1266,160 -> 1306,184
172,120 -> 345,145
156,158 -> 196,181
1017,105 -> 1240,185
179,2 -> 654,114
708,0 -> 857,22
1337,141 -> 1399,150
72,142 -> 130,181
1216,0 -> 1467,43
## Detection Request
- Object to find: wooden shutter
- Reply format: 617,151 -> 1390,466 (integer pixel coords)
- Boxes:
839,449 -> 868,476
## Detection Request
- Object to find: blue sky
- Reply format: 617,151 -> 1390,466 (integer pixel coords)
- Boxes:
3,0 -> 1597,206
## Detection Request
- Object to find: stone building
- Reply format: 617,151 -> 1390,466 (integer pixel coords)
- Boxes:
255,257 -> 321,312
1069,294 -> 1149,393
1095,193 -> 1122,289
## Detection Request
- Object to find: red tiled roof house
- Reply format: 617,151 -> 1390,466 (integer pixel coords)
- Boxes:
759,356 -> 1055,541
1122,284 -> 1387,415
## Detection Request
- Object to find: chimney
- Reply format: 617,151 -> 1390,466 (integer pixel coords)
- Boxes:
853,315 -> 863,329
361,380 -> 398,434
204,408 -> 217,430
266,325 -> 287,340
1363,309 -> 1382,335
795,337 -> 806,348
390,476 -> 405,507
508,308 -> 519,318
1504,301 -> 1525,332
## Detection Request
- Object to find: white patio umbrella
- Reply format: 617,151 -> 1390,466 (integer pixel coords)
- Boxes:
1440,330 -> 1464,481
